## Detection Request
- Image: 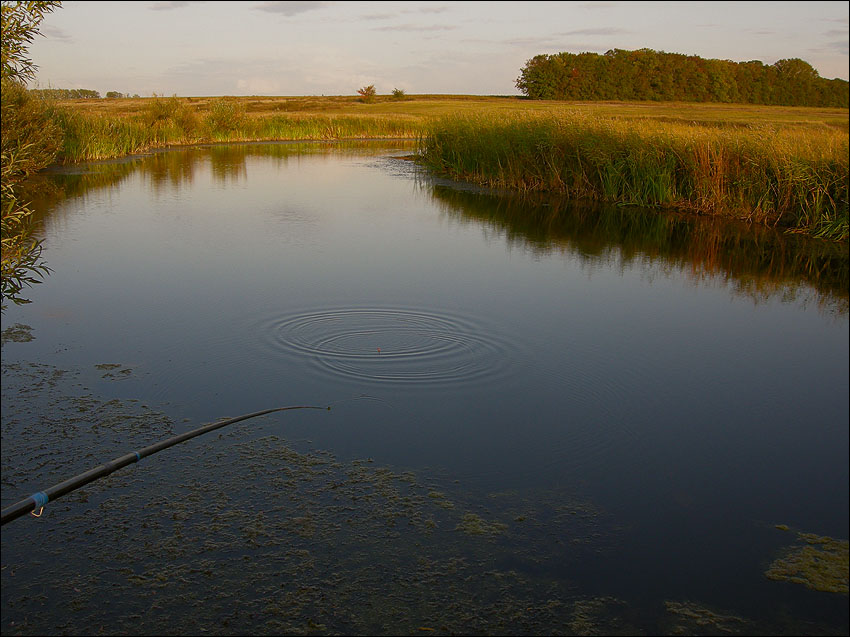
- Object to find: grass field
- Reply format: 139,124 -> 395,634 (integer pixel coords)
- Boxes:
44,94 -> 850,239
56,93 -> 849,129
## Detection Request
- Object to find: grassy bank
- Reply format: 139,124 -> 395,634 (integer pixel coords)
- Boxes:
48,95 -> 422,162
419,112 -> 849,240
40,95 -> 850,240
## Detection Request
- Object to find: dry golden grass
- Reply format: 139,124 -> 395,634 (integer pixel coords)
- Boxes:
43,93 -> 848,239
56,94 -> 849,130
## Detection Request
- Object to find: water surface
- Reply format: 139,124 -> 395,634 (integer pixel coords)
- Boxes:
2,141 -> 847,635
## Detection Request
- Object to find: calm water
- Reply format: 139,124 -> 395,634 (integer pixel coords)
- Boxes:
2,141 -> 848,635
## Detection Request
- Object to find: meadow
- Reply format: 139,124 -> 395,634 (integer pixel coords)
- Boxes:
42,94 -> 850,240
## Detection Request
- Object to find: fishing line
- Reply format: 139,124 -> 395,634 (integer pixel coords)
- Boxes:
0,404 -> 328,526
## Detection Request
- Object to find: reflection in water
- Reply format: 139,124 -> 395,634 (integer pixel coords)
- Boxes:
25,140 -> 846,318
0,222 -> 49,307
0,184 -> 51,307
27,140 -> 418,204
2,142 -> 847,636
427,184 -> 849,317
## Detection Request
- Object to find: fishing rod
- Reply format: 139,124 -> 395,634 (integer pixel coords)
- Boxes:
1,404 -> 329,526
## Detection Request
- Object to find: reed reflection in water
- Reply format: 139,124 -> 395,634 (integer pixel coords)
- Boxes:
2,141 -> 846,636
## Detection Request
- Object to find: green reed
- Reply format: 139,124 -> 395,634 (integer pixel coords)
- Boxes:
40,100 -> 850,239
50,98 -> 422,163
419,113 -> 849,240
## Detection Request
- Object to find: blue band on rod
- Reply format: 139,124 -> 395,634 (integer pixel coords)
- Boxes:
31,491 -> 49,508
133,451 -> 141,462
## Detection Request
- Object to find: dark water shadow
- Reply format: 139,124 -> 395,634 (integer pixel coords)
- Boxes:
20,140 -> 848,322
424,183 -> 849,318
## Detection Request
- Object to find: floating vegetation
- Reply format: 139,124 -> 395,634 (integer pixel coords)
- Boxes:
664,601 -> 749,635
94,363 -> 122,371
1,356 -> 630,635
0,359 -> 173,504
568,597 -> 637,636
94,363 -> 133,380
3,352 -> 848,635
0,323 -> 34,345
455,512 -> 508,536
766,530 -> 849,594
427,490 -> 455,509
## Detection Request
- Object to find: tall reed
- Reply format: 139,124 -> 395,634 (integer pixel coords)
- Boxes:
419,113 -> 849,240
49,98 -> 422,163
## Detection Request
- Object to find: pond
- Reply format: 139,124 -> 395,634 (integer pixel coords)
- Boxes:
2,140 -> 848,635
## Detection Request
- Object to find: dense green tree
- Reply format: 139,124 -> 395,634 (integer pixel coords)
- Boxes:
515,48 -> 849,107
31,87 -> 100,98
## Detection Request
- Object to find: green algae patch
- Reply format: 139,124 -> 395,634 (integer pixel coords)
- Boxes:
427,490 -> 455,509
569,597 -> 640,636
455,512 -> 508,536
664,601 -> 749,635
766,531 -> 849,594
95,363 -> 133,379
94,363 -> 123,370
10,355 -> 841,635
2,372 -> 621,637
1,324 -> 34,345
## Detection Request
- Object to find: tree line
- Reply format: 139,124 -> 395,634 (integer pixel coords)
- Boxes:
29,87 -> 99,99
516,48 -> 849,107
28,88 -> 140,99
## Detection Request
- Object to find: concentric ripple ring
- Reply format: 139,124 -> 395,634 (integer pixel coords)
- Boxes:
258,307 -> 514,386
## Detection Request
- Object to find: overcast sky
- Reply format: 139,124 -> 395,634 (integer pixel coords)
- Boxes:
27,1 -> 850,97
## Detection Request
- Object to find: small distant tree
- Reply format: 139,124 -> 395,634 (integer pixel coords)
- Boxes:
357,84 -> 376,103
391,87 -> 405,100
69,88 -> 99,99
105,91 -> 123,99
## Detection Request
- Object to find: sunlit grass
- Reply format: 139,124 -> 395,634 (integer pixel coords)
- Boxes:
57,94 -> 849,128
418,111 -> 849,240
51,95 -> 427,162
45,95 -> 850,239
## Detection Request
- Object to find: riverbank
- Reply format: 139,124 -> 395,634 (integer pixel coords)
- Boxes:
39,95 -> 850,240
418,112 -> 849,241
